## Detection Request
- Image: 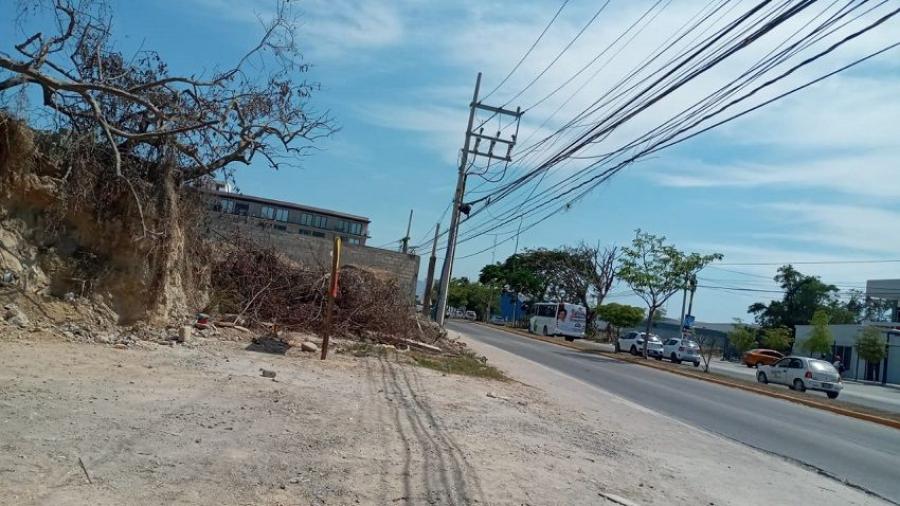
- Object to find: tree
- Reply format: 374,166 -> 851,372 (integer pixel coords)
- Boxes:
802,309 -> 832,357
748,265 -> 840,334
695,333 -> 719,373
446,277 -> 497,321
596,303 -> 644,340
480,245 -> 617,329
761,327 -> 792,352
856,326 -> 886,365
1,0 -> 333,234
728,324 -> 758,356
617,230 -> 722,357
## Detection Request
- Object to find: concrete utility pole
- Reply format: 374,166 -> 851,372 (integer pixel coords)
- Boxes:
686,274 -> 698,332
512,217 -> 523,325
401,209 -> 413,253
421,223 -> 440,319
435,72 -> 522,326
485,234 -> 498,322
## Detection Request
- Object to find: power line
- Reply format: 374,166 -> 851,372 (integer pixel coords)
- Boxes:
720,259 -> 900,266
480,0 -> 570,102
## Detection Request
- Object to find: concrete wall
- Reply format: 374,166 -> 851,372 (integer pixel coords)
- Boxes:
794,324 -> 900,384
209,218 -> 419,298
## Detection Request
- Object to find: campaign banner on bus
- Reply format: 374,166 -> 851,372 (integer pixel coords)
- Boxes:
556,303 -> 586,336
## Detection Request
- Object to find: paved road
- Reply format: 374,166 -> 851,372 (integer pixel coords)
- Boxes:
449,321 -> 900,503
554,338 -> 900,414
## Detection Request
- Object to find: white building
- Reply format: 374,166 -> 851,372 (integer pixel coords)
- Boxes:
793,279 -> 900,385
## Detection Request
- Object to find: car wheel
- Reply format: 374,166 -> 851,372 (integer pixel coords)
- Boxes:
614,342 -> 620,353
654,355 -> 662,361
630,345 -> 637,355
542,325 -> 549,336
693,361 -> 700,368
564,336 -> 574,342
792,379 -> 806,392
670,352 -> 681,364
745,362 -> 754,368
757,372 -> 768,384
826,391 -> 839,400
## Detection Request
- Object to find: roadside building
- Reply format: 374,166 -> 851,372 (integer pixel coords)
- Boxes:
204,189 -> 370,246
202,188 -> 419,298
792,278 -> 900,385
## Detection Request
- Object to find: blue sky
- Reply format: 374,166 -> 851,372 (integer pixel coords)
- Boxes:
3,1 -> 899,322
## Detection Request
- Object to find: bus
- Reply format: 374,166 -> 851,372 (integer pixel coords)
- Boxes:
529,302 -> 587,341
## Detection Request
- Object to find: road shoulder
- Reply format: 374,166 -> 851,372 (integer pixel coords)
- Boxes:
454,328 -> 886,506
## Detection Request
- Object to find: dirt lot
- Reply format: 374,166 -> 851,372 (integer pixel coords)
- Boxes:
0,332 -> 884,506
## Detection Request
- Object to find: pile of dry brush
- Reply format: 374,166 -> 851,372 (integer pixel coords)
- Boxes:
211,236 -> 449,348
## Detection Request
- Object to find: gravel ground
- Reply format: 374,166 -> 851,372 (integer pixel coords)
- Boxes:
0,334 -> 884,506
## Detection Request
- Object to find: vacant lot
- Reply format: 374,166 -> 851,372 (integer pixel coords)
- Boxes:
0,334 -> 883,505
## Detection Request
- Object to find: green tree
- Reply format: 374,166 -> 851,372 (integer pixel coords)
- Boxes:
761,327 -> 792,352
802,309 -> 833,357
447,277 -> 498,321
617,230 -> 722,357
856,326 -> 887,365
748,265 -> 840,333
728,324 -> 758,356
596,303 -> 644,340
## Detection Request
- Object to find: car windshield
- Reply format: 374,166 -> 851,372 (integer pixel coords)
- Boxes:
810,360 -> 837,372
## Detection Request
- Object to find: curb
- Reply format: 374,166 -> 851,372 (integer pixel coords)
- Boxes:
474,323 -> 900,431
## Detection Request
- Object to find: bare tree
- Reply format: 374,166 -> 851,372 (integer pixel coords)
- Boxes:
1,0 -> 334,234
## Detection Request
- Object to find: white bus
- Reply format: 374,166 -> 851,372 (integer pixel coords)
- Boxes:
529,302 -> 587,341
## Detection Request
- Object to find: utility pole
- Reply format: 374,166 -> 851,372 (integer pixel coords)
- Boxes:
485,234 -> 498,322
678,282 -> 688,338
512,217 -> 523,325
435,72 -> 523,326
686,274 -> 697,335
421,223 -> 440,319
400,209 -> 413,253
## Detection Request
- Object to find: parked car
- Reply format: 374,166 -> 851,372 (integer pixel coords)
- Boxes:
464,310 -> 477,321
743,348 -> 784,368
663,338 -> 701,367
616,332 -> 663,358
489,315 -> 506,325
756,356 -> 842,399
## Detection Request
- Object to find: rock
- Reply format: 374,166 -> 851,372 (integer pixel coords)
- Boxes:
63,292 -> 76,302
178,326 -> 192,343
3,304 -> 28,327
300,342 -> 319,353
114,343 -> 127,350
289,477 -> 299,484
260,369 -> 276,378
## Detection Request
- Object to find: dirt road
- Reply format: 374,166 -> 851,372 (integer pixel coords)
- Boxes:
0,335 -> 884,505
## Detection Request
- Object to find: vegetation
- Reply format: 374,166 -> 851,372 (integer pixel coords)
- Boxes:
479,244 -> 617,329
802,309 -> 833,357
411,351 -> 508,381
728,324 -> 758,356
748,266 -> 892,336
856,327 -> 887,365
761,327 -> 792,352
447,277 -> 498,320
596,303 -> 644,340
617,230 -> 722,357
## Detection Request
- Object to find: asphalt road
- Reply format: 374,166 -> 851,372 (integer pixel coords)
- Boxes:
449,321 -> 900,503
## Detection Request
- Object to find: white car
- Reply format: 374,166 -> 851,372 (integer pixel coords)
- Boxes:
757,356 -> 843,399
464,310 -> 477,321
663,338 -> 700,367
616,332 -> 664,358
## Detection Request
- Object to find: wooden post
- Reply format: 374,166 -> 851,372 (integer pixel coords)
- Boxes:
321,236 -> 342,360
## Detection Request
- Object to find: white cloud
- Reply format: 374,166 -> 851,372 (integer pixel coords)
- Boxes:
651,151 -> 900,199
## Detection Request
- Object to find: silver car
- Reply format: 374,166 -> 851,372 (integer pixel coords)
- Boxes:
756,356 -> 843,399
